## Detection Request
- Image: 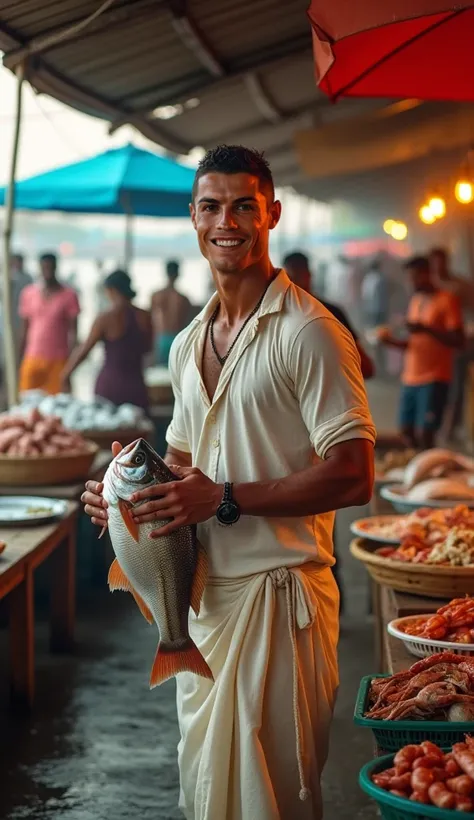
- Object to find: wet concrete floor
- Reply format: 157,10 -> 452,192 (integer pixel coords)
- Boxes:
0,380 -> 397,819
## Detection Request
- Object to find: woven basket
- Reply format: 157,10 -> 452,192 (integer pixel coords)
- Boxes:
0,441 -> 99,486
350,537 -> 474,599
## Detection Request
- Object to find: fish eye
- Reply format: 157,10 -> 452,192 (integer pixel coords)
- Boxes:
133,452 -> 145,466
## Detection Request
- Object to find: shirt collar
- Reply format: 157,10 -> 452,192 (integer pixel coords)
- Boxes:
193,268 -> 291,325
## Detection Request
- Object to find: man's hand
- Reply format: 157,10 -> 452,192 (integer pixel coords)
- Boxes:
130,465 -> 222,538
81,441 -> 122,527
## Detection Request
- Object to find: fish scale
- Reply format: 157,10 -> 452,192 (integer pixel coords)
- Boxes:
102,438 -> 213,687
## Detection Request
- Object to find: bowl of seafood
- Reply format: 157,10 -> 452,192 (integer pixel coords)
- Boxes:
360,738 -> 474,817
388,599 -> 474,659
0,408 -> 98,486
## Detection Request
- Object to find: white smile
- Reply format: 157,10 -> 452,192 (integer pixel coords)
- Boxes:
212,239 -> 244,247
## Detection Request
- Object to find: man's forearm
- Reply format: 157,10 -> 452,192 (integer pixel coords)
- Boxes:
425,327 -> 464,349
232,442 -> 374,518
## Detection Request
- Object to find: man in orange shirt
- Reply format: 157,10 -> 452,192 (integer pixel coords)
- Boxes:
379,255 -> 464,449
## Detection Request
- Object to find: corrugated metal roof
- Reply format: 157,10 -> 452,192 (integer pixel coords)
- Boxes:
0,0 -> 386,184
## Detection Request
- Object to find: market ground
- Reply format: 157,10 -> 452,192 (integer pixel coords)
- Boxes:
0,379 -> 398,820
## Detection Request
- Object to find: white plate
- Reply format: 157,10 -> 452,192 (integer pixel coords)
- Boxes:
388,615 -> 474,658
381,483 -> 474,514
0,496 -> 68,526
350,515 -> 405,545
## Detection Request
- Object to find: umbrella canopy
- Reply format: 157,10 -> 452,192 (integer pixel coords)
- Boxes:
308,1 -> 474,101
0,143 -> 195,217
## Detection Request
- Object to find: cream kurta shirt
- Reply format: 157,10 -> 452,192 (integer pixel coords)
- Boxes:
166,269 -> 376,579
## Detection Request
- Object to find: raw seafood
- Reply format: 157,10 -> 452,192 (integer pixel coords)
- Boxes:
398,597 -> 474,644
0,409 -> 90,457
406,478 -> 474,503
103,438 -> 213,687
371,738 -> 474,811
365,652 -> 474,721
16,390 -> 149,432
373,505 -> 474,564
404,449 -> 474,490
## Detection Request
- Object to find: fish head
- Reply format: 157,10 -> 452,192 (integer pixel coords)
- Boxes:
106,438 -> 176,503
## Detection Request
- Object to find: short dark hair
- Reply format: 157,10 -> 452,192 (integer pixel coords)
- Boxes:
404,255 -> 430,273
40,252 -> 57,267
192,144 -> 274,202
166,259 -> 180,280
283,252 -> 309,270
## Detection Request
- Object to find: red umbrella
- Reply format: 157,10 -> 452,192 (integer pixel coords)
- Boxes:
308,1 -> 474,101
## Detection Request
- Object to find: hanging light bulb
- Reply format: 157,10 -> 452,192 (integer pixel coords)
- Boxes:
383,219 -> 395,234
428,196 -> 446,218
391,221 -> 408,240
419,205 -> 436,225
455,179 -> 474,204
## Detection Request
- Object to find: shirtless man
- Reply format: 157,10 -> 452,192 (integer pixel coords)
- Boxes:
82,145 -> 375,819
151,260 -> 192,366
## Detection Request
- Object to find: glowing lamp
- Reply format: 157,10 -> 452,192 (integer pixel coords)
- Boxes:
428,196 -> 446,218
383,219 -> 395,235
419,205 -> 436,225
390,221 -> 408,241
455,180 -> 474,204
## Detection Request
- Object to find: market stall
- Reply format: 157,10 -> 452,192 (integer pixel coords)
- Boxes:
0,501 -> 78,709
352,445 -> 474,816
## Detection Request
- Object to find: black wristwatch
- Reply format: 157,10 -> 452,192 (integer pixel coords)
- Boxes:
216,482 -> 240,526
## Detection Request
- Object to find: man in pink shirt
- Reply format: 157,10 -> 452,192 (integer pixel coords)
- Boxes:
19,252 -> 80,395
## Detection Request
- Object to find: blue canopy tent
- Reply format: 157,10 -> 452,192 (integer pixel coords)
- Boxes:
0,142 -> 195,404
0,142 -> 196,265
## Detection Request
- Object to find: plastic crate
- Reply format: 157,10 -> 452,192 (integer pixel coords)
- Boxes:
354,674 -> 474,753
360,755 -> 474,819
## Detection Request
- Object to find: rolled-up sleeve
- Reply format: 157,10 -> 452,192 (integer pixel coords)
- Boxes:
289,317 -> 376,459
165,340 -> 191,454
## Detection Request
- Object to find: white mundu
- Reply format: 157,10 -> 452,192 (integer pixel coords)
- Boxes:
166,270 -> 376,820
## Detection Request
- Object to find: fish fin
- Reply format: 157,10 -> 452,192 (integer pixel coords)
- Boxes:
108,559 -> 153,624
118,498 -> 139,542
98,524 -> 107,540
149,639 -> 214,688
108,558 -> 132,591
190,546 -> 208,617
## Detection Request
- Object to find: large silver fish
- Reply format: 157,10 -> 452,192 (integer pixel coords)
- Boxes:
102,438 -> 213,687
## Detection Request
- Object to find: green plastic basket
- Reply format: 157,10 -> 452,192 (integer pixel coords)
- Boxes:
360,755 -> 474,819
354,675 -> 474,754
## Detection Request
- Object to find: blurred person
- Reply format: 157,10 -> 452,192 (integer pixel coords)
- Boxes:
284,251 -> 374,379
18,252 -> 80,395
61,269 -> 152,411
361,258 -> 389,328
379,255 -> 464,449
430,247 -> 474,440
81,144 -> 375,820
151,260 -> 192,366
0,253 -> 32,366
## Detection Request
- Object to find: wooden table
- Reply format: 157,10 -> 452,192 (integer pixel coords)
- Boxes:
0,501 -> 79,708
0,449 -> 111,501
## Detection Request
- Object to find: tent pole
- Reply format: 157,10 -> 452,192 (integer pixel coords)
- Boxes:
124,212 -> 134,270
2,61 -> 25,408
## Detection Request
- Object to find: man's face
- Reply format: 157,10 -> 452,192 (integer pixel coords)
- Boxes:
190,172 -> 281,275
409,266 -> 432,293
40,259 -> 56,283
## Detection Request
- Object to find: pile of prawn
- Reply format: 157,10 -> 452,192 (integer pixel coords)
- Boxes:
372,736 -> 474,811
399,598 -> 474,644
375,505 -> 474,565
366,652 -> 474,722
0,408 -> 90,457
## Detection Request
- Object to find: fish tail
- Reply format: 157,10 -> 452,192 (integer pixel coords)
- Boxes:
149,639 -> 214,688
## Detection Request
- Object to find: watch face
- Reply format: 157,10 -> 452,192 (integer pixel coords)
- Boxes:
218,502 -> 239,525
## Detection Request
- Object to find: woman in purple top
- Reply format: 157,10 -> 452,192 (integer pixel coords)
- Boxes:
61,270 -> 152,412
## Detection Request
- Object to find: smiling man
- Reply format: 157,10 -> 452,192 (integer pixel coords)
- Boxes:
82,145 -> 375,820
